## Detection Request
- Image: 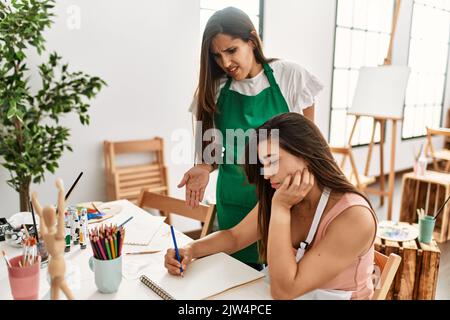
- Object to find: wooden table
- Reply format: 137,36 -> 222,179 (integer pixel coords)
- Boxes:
400,171 -> 450,242
0,200 -> 271,300
375,222 -> 441,300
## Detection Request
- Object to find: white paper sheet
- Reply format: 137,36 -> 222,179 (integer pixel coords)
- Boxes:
90,199 -> 166,246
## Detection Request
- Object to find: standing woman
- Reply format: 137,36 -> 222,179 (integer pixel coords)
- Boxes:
178,7 -> 323,269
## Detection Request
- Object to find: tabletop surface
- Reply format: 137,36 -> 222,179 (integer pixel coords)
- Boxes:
0,199 -> 271,300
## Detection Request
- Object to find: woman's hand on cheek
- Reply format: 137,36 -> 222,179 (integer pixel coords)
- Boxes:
272,169 -> 314,210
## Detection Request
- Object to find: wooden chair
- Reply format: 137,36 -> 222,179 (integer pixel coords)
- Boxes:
425,127 -> 450,172
138,190 -> 216,239
372,251 -> 402,300
103,137 -> 169,205
330,146 -> 376,192
445,108 -> 450,150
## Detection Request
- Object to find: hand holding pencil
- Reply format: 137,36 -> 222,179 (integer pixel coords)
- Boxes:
164,246 -> 194,276
164,227 -> 193,277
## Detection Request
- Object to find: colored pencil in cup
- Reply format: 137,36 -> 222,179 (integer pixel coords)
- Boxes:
96,237 -> 107,260
110,236 -> 115,259
104,236 -> 112,260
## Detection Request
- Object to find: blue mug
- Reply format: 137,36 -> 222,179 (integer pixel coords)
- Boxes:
89,256 -> 122,293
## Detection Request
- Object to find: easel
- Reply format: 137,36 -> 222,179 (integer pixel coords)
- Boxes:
342,114 -> 401,220
339,0 -> 402,220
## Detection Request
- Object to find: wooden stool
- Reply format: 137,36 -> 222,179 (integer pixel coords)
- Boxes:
375,223 -> 441,300
400,171 -> 450,242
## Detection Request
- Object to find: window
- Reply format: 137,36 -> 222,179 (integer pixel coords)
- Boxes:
402,0 -> 450,139
200,0 -> 263,39
329,0 -> 395,147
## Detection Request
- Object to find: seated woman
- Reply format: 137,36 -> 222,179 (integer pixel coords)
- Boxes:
164,112 -> 378,300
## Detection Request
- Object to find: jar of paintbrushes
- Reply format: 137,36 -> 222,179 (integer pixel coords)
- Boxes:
417,193 -> 450,244
2,235 -> 41,299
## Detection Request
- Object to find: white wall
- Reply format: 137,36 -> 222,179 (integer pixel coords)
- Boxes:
264,0 -> 336,138
0,0 -> 201,231
1,0 -> 450,230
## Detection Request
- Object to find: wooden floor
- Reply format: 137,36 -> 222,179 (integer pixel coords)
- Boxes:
368,174 -> 450,300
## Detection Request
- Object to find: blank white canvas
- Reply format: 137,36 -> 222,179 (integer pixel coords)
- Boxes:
143,252 -> 265,300
348,66 -> 411,119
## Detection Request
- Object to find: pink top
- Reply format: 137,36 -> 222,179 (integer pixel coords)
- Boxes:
308,192 -> 378,300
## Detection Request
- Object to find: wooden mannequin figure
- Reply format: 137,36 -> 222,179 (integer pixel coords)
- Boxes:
31,179 -> 74,300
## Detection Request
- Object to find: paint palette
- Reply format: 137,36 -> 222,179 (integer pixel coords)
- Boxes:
76,202 -> 123,224
377,220 -> 419,242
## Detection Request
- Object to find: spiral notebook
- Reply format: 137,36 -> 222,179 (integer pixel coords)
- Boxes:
139,252 -> 265,300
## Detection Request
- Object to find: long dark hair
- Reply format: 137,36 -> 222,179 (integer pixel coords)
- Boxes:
195,7 -> 274,164
244,113 -> 374,262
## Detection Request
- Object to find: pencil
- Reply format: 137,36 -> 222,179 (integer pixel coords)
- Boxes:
92,237 -> 102,259
105,236 -> 112,260
113,234 -> 118,258
90,240 -> 97,259
117,229 -> 122,257
125,250 -> 161,255
96,237 -> 107,260
119,228 -> 124,256
109,236 -> 116,259
170,225 -> 183,276
90,239 -> 100,259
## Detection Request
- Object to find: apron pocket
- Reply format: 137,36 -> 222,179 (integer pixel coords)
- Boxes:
218,168 -> 257,209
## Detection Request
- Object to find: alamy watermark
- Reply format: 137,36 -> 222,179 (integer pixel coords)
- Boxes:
66,5 -> 81,30
170,121 -> 279,176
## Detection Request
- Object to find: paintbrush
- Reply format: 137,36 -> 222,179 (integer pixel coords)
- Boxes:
29,200 -> 39,242
92,202 -> 103,215
118,216 -> 133,228
65,171 -> 83,201
22,224 -> 30,238
417,208 -> 427,221
433,193 -> 450,220
1,250 -> 12,268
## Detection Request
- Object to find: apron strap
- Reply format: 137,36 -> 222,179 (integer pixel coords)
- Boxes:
299,187 -> 331,250
223,76 -> 233,92
222,63 -> 278,93
263,63 -> 278,89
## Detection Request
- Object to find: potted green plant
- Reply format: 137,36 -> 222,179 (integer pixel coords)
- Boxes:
0,0 -> 107,211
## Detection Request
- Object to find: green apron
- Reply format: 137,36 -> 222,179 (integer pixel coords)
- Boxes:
215,63 -> 290,264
